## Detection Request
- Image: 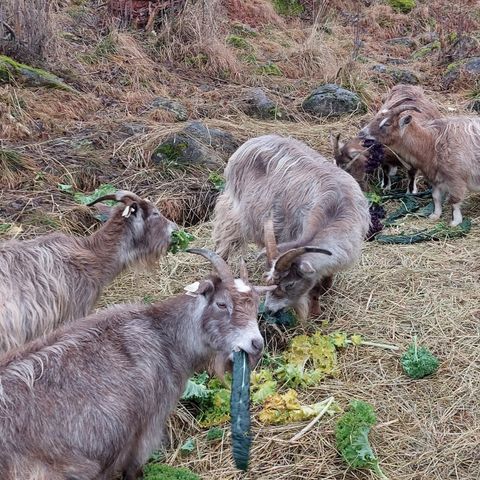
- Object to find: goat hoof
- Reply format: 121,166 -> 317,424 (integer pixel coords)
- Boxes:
450,220 -> 461,227
429,213 -> 440,221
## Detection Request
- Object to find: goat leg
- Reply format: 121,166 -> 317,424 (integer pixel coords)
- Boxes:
429,186 -> 442,221
308,276 -> 333,317
407,168 -> 418,194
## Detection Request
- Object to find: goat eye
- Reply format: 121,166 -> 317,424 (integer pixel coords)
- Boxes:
216,302 -> 227,309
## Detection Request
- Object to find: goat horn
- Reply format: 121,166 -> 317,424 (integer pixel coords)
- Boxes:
86,190 -> 143,207
390,104 -> 422,116
274,246 -> 332,273
186,248 -> 235,285
386,97 -> 415,110
239,257 -> 249,282
253,285 -> 277,294
263,214 -> 279,265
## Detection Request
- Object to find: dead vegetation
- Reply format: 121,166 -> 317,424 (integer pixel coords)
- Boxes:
0,0 -> 479,479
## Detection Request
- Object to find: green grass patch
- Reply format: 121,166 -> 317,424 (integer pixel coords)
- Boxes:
387,0 -> 416,14
256,62 -> 282,76
273,0 -> 303,16
142,463 -> 200,480
227,35 -> 251,50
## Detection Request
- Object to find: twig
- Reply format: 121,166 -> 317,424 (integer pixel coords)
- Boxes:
346,340 -> 399,351
289,396 -> 335,442
375,419 -> 399,429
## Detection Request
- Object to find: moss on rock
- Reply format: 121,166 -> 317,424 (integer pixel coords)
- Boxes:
0,55 -> 75,92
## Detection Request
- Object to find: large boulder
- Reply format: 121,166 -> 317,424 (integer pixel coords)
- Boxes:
151,121 -> 239,167
302,84 -> 364,117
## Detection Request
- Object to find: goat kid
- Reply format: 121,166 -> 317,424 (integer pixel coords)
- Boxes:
0,249 -> 274,480
0,190 -> 177,354
360,106 -> 480,226
213,134 -> 370,320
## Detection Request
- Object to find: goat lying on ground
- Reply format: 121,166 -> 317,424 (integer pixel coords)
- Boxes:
213,134 -> 370,319
0,190 -> 177,354
360,105 -> 480,226
0,248 -> 273,480
336,85 -> 442,193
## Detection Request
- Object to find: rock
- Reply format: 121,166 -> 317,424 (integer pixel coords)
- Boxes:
389,68 -> 419,85
372,64 -> 419,85
412,41 -> 440,60
446,36 -> 480,63
386,37 -> 417,49
464,57 -> 480,75
146,97 -> 188,121
121,122 -> 150,136
302,84 -> 364,117
152,121 -> 239,167
372,64 -> 388,74
417,32 -> 439,45
0,55 -> 75,92
241,88 -> 283,120
183,121 -> 239,156
442,57 -> 480,89
385,58 -> 409,65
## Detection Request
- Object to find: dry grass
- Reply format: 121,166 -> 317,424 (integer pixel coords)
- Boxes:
95,192 -> 480,479
1,1 -> 480,479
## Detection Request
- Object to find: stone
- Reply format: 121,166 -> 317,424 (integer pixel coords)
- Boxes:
241,88 -> 283,119
386,37 -> 417,49
372,64 -> 419,85
151,121 -> 239,167
302,84 -> 364,117
146,97 -> 188,121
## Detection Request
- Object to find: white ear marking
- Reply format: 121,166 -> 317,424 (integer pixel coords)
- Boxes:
184,281 -> 200,293
122,205 -> 135,218
234,279 -> 251,293
380,109 -> 389,114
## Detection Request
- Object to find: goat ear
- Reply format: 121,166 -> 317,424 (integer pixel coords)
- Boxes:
299,260 -> 315,275
184,279 -> 215,298
121,202 -> 139,219
400,115 -> 412,128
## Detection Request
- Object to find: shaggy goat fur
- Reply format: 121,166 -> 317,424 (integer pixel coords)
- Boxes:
378,115 -> 480,225
0,251 -> 267,480
213,134 -> 370,319
357,84 -> 442,193
0,193 -> 176,354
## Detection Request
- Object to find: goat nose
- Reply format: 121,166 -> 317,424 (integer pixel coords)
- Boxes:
251,337 -> 264,354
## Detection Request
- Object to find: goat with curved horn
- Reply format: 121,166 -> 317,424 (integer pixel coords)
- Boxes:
213,134 -> 371,320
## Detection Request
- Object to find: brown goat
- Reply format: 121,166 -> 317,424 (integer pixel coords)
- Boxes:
0,249 -> 274,480
331,133 -> 415,192
213,134 -> 370,320
358,85 -> 442,192
0,190 -> 177,354
360,108 -> 480,226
